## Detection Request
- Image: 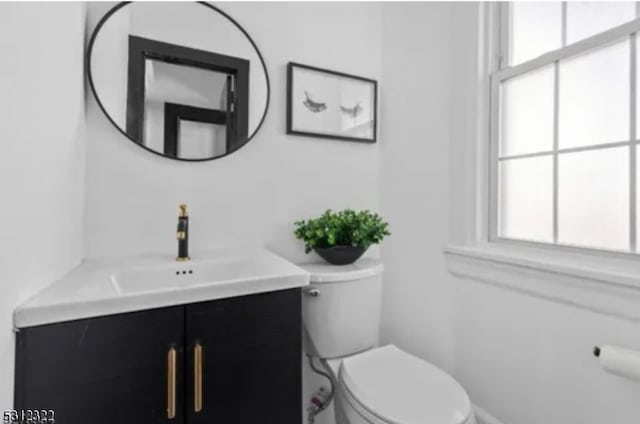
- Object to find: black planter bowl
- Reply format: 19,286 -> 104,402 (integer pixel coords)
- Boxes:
313,245 -> 367,265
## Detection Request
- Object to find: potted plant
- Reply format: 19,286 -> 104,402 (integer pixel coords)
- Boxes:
294,209 -> 390,265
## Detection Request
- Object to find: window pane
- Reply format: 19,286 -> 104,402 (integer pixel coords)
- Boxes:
567,2 -> 636,45
558,147 -> 629,251
500,66 -> 554,157
559,40 -> 629,149
499,156 -> 553,242
511,2 -> 562,65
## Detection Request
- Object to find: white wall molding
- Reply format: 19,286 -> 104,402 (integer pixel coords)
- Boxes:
445,245 -> 640,322
474,404 -> 506,424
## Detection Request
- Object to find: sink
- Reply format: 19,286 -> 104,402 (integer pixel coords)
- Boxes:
14,248 -> 309,328
112,254 -> 284,295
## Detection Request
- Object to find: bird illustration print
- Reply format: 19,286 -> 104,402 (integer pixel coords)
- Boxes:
303,91 -> 328,113
339,102 -> 363,118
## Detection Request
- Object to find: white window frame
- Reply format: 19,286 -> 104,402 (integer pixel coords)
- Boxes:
445,3 -> 640,324
489,2 -> 640,258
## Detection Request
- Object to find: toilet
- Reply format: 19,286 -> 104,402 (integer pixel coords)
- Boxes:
301,259 -> 476,424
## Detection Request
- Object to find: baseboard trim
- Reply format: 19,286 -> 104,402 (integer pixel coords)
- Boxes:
473,403 -> 505,424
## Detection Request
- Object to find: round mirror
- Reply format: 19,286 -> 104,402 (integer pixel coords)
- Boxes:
88,2 -> 269,161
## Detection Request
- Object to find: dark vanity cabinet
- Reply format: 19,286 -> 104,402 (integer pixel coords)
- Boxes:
15,306 -> 185,424
14,289 -> 302,424
185,290 -> 302,424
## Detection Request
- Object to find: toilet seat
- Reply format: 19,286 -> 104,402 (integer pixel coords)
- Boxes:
339,345 -> 472,424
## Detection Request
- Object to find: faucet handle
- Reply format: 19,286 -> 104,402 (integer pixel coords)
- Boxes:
179,204 -> 188,217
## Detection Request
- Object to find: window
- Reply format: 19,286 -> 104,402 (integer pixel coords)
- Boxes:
492,2 -> 640,254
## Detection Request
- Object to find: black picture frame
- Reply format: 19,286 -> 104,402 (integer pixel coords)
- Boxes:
286,62 -> 377,143
86,1 -> 271,163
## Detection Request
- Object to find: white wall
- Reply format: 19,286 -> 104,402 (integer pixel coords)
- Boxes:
84,2 -> 382,263
0,2 -> 86,409
379,2 -> 456,373
452,274 -> 640,424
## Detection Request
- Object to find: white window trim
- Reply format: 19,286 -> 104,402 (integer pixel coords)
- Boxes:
445,243 -> 640,322
445,3 -> 640,320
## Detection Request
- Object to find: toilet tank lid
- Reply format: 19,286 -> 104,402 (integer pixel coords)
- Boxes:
299,258 -> 383,283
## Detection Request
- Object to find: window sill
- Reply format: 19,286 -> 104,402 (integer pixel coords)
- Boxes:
444,243 -> 640,322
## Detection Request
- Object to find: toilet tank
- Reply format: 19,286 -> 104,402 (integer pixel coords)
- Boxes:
300,259 -> 383,359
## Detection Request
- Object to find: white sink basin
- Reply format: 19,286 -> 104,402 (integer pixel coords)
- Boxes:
112,255 -> 272,295
14,248 -> 310,328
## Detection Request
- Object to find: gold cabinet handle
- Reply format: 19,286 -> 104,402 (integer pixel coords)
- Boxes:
167,347 -> 177,419
194,342 -> 203,413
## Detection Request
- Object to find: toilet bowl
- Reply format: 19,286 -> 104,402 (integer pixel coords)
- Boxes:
328,345 -> 475,424
301,260 -> 475,424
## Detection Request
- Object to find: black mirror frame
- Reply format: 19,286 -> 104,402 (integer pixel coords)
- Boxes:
86,1 -> 271,162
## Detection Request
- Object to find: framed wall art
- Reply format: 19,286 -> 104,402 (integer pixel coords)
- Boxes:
287,62 -> 377,143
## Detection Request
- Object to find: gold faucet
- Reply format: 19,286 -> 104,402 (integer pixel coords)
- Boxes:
176,204 -> 190,261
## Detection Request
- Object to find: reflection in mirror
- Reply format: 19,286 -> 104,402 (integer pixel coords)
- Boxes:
128,36 -> 249,157
88,2 -> 269,161
144,61 -> 232,157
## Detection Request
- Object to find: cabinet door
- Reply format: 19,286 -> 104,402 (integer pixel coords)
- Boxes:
15,306 -> 185,424
186,289 -> 301,424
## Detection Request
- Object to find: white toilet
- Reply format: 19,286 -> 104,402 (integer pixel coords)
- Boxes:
301,259 -> 476,424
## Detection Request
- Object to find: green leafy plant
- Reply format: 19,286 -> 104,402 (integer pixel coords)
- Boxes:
294,209 -> 390,253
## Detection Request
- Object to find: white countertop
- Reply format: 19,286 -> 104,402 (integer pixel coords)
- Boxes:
14,248 -> 310,328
